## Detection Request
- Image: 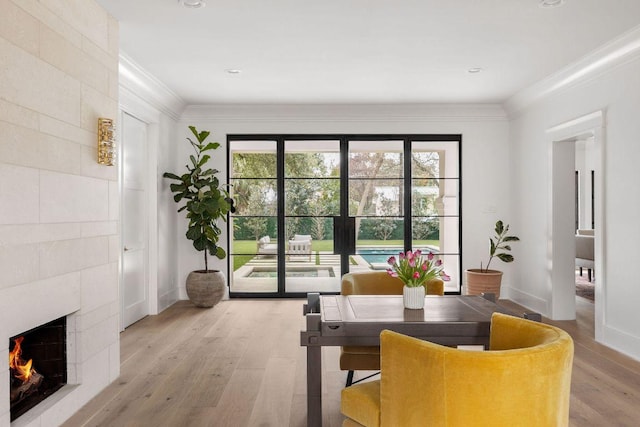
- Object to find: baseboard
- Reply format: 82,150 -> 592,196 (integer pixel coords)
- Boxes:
501,285 -> 550,318
602,323 -> 640,362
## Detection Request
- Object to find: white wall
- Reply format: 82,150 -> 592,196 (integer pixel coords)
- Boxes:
0,1 -> 120,425
172,104 -> 511,298
509,55 -> 640,360
156,113 -> 180,311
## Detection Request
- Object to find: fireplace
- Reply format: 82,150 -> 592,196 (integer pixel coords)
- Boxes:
9,317 -> 67,422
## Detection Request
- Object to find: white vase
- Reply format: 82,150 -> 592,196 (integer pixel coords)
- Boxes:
403,285 -> 425,309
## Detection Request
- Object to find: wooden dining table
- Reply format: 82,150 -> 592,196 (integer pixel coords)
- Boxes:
300,293 -> 538,427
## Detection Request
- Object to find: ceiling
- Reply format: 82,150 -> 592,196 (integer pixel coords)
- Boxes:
96,0 -> 640,105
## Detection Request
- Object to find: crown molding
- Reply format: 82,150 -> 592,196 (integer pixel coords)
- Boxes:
180,103 -> 507,123
118,53 -> 186,120
505,24 -> 640,117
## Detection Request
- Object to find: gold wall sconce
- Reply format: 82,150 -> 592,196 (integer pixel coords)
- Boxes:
97,118 -> 116,166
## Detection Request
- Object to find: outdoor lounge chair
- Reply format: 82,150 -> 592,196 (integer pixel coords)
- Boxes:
257,236 -> 278,256
287,234 -> 312,261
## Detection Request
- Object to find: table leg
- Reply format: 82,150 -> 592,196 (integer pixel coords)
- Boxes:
307,345 -> 322,427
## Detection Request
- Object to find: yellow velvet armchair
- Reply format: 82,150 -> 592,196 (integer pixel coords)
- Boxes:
341,312 -> 574,427
340,271 -> 444,386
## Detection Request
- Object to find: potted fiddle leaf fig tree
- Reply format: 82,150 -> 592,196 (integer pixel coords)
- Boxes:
163,126 -> 235,307
466,220 -> 520,299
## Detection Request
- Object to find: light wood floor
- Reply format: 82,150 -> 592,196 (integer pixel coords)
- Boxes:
63,296 -> 640,427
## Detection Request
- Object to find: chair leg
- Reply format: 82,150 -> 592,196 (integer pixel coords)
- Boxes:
579,267 -> 583,276
588,269 -> 592,282
346,370 -> 354,387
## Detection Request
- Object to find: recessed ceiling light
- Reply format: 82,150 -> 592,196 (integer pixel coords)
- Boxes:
539,0 -> 564,8
467,68 -> 483,74
225,69 -> 242,74
178,0 -> 206,8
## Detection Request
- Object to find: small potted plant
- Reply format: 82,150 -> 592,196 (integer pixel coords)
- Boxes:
387,250 -> 450,309
466,220 -> 519,299
163,126 -> 235,307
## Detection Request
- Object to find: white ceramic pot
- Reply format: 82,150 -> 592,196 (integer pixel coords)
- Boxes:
403,285 -> 425,309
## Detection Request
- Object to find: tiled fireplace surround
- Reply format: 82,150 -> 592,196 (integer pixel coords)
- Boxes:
0,0 -> 121,425
1,263 -> 120,426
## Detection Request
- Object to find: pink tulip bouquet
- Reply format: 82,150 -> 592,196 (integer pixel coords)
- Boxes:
387,250 -> 450,287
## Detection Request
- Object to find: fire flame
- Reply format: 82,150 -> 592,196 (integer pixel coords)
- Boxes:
9,336 -> 35,383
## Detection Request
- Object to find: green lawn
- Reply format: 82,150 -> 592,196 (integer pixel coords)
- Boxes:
230,239 -> 438,270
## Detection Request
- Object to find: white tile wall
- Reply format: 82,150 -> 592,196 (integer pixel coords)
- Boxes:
0,164 -> 39,224
16,0 -> 83,49
0,365 -> 9,416
80,84 -> 118,131
80,144 -> 119,180
0,121 -> 43,169
0,0 -> 120,425
38,236 -> 109,278
80,220 -> 118,238
81,263 -> 118,313
37,133 -> 83,175
0,223 -> 80,246
40,171 -> 110,223
0,0 -> 39,55
0,99 -> 38,130
0,243 -> 39,290
0,272 -> 82,341
39,115 -> 94,147
39,25 -> 110,95
0,38 -> 82,125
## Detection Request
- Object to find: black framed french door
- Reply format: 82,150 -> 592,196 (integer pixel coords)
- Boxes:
227,134 -> 461,298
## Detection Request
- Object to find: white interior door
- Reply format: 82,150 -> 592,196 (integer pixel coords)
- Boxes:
121,112 -> 149,328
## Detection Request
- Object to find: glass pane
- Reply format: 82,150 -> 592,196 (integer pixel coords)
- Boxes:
231,178 -> 277,216
411,178 -> 458,216
411,178 -> 440,216
355,216 -> 404,245
349,179 -> 403,216
349,140 -> 403,178
283,140 -> 341,294
285,178 -> 340,216
283,216 -> 335,252
283,217 -> 340,293
231,254 -> 278,293
231,140 -> 277,179
229,139 -> 279,294
412,216 -> 459,256
412,140 -> 459,178
231,217 -> 278,253
230,219 -> 278,293
411,151 -> 440,178
352,247 -> 402,270
283,261 -> 340,293
285,140 -> 340,178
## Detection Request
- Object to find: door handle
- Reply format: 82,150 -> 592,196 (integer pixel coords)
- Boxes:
124,246 -> 130,252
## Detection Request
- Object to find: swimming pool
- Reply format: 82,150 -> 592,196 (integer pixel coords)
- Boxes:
356,248 -> 403,265
357,247 -> 440,265
247,267 -> 335,278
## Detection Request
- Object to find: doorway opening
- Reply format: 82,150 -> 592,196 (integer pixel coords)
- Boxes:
575,138 -> 595,302
548,111 -> 604,337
